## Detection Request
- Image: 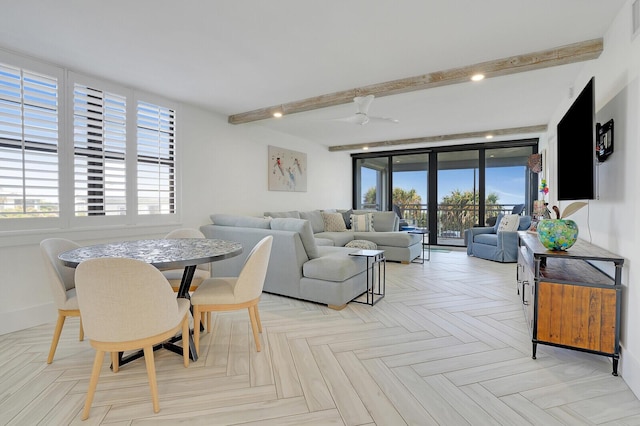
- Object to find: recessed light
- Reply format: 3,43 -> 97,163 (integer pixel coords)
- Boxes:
363,147 -> 369,151
485,134 -> 493,139
471,74 -> 485,82
273,112 -> 283,118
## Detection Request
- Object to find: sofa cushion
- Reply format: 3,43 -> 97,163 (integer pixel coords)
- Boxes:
518,216 -> 532,230
314,231 -> 356,247
371,211 -> 397,232
354,231 -> 421,247
303,247 -> 367,282
271,217 -> 319,259
322,212 -> 347,232
314,238 -> 335,246
300,210 -> 325,233
351,213 -> 374,231
264,210 -> 300,219
210,214 -> 271,229
474,233 -> 498,246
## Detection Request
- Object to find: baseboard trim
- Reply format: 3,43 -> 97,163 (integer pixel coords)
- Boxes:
0,302 -> 56,336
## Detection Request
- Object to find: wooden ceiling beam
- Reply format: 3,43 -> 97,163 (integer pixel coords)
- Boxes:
228,38 -> 602,125
327,124 -> 548,152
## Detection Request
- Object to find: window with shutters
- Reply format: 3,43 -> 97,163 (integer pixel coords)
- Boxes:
137,101 -> 176,215
73,84 -> 127,216
0,49 -> 180,233
0,63 -> 59,219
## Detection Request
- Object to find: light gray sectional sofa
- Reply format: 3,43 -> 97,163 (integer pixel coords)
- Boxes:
200,210 -> 423,309
264,209 -> 422,263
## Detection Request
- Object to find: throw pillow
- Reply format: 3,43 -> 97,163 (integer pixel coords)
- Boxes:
497,214 -> 520,232
351,213 -> 375,232
339,209 -> 353,229
322,212 -> 347,232
345,239 -> 377,250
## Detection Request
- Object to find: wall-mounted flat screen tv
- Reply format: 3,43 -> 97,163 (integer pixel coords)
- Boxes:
556,77 -> 595,200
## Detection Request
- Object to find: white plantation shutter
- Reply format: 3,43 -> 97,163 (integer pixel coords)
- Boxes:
0,52 -> 180,230
137,101 -> 175,215
73,84 -> 127,216
0,63 -> 59,218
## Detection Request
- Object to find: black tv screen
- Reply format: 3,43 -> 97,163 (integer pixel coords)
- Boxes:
556,77 -> 595,200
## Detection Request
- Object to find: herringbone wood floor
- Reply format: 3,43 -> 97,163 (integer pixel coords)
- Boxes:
2,248 -> 639,425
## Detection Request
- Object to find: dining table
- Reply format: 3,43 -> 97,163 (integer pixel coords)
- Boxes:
59,238 -> 242,364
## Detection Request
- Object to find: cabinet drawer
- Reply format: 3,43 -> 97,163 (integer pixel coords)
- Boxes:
536,281 -> 618,354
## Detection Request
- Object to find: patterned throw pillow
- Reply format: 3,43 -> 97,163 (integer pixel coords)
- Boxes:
350,213 -> 375,232
345,239 -> 377,249
322,212 -> 347,232
497,214 -> 520,232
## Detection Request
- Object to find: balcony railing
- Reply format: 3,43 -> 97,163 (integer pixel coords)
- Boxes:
394,203 -> 524,244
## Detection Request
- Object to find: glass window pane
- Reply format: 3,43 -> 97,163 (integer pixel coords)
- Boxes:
485,146 -> 532,221
392,153 -> 428,227
437,151 -> 479,244
355,157 -> 388,211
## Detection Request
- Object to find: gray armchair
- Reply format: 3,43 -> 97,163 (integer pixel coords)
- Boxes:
465,215 -> 532,263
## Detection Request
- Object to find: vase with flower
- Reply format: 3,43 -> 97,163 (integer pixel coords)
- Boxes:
537,202 -> 587,251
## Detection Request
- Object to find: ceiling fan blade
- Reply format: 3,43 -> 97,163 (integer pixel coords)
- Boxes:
367,115 -> 399,124
333,113 -> 369,125
330,95 -> 395,125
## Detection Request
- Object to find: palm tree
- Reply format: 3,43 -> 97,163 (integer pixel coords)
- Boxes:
440,189 -> 499,233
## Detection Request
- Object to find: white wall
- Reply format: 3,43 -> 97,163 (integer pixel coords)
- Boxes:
178,106 -> 353,223
0,103 -> 352,335
540,0 -> 640,397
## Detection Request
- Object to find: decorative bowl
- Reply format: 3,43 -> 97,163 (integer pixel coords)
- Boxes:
537,219 -> 578,251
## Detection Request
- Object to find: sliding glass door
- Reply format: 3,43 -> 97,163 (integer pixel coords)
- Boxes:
352,140 -> 537,247
392,153 -> 429,228
436,151 -> 479,244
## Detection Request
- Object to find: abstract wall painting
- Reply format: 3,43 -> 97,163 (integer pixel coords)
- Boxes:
268,146 -> 307,192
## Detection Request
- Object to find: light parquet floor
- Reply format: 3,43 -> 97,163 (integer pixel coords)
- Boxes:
2,249 -> 639,425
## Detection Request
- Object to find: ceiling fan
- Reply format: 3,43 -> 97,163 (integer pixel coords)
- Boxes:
335,95 -> 399,125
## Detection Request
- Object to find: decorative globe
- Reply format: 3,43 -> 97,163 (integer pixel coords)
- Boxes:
537,219 -> 578,251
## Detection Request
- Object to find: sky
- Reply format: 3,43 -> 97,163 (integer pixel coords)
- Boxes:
363,166 -> 526,206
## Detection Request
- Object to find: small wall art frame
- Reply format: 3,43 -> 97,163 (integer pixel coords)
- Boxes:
268,146 -> 307,192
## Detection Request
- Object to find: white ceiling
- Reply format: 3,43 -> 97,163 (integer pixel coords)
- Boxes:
0,0 -> 627,151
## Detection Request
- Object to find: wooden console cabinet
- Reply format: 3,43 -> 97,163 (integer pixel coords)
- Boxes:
517,231 -> 624,375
